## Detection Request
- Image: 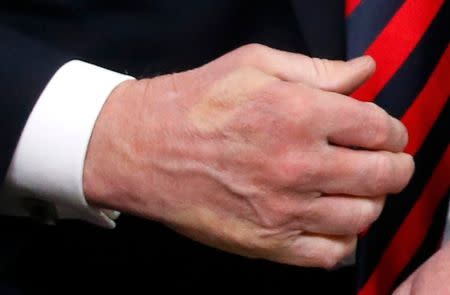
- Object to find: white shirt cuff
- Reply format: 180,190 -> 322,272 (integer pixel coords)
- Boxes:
4,60 -> 134,228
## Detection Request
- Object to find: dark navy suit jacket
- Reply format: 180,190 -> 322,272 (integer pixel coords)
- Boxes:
0,1 -> 351,294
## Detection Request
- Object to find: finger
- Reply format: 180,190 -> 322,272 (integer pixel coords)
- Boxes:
393,274 -> 415,295
318,93 -> 408,152
228,44 -> 376,94
311,147 -> 415,197
268,234 -> 356,269
299,196 -> 386,235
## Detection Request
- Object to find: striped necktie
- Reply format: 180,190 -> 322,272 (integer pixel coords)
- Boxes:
345,0 -> 450,294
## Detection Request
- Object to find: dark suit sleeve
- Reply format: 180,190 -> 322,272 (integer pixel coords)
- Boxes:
0,26 -> 73,182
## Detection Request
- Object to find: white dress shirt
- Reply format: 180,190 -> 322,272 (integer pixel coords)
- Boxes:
2,60 -> 449,250
2,60 -> 133,228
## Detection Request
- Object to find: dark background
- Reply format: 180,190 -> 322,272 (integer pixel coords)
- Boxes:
0,1 -> 352,294
0,216 -> 355,294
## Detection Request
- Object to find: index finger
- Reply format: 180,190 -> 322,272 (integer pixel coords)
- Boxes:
320,93 -> 408,152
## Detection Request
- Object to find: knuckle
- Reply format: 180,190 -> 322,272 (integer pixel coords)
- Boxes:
318,255 -> 339,269
349,205 -> 368,233
238,43 -> 269,60
232,65 -> 263,79
297,200 -> 320,227
310,58 -> 344,89
228,65 -> 278,92
367,154 -> 392,195
273,205 -> 300,228
212,65 -> 273,101
260,200 -> 289,228
277,157 -> 301,185
274,154 -> 321,188
297,155 -> 322,183
322,238 -> 356,269
311,58 -> 329,76
310,58 -> 332,82
265,157 -> 293,186
355,199 -> 384,232
342,238 -> 357,259
368,199 -> 384,223
316,251 -> 337,269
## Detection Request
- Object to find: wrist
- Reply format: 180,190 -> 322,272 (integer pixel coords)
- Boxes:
83,79 -> 144,211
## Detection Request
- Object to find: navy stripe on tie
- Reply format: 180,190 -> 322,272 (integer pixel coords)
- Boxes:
375,2 -> 450,118
346,0 -> 405,58
356,100 -> 450,288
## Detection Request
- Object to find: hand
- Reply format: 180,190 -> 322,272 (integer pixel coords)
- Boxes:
394,242 -> 450,295
83,44 -> 414,268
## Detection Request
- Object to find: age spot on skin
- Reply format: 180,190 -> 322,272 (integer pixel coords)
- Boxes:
189,67 -> 275,132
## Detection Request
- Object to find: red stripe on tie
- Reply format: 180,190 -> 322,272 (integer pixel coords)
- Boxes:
358,146 -> 450,295
345,0 -> 362,16
357,46 -> 450,239
403,45 -> 450,155
351,0 -> 445,102
358,45 -> 450,295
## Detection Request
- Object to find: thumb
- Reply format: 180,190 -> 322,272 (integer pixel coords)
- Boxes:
300,55 -> 376,94
231,45 -> 376,94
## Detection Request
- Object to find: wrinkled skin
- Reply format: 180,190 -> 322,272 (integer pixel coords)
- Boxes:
394,242 -> 450,295
83,44 -> 414,268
